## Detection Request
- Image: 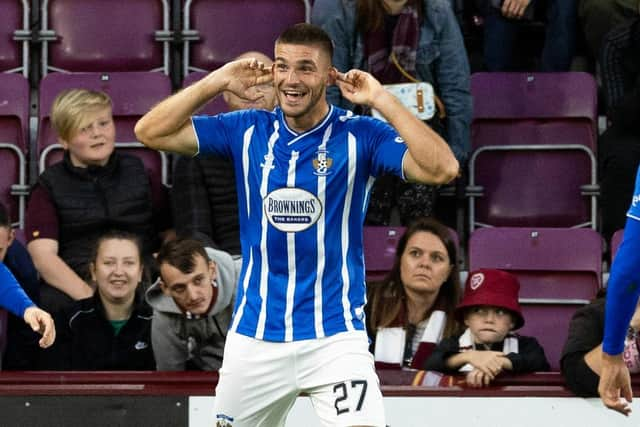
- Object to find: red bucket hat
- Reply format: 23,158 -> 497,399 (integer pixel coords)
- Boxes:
455,269 -> 524,329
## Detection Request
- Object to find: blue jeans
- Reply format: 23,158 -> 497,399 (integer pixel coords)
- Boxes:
481,0 -> 578,71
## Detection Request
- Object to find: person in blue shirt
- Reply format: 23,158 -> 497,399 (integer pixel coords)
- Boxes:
136,23 -> 458,427
0,203 -> 56,353
600,165 -> 640,415
0,263 -> 55,349
0,202 -> 48,369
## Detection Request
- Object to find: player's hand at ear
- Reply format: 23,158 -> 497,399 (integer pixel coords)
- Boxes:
220,57 -> 273,103
335,70 -> 384,108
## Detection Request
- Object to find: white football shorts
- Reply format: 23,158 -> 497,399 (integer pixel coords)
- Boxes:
213,330 -> 386,427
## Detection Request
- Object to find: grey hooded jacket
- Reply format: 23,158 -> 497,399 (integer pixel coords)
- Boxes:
145,247 -> 241,370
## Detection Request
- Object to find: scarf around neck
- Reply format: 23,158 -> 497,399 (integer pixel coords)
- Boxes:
364,4 -> 420,84
374,309 -> 446,368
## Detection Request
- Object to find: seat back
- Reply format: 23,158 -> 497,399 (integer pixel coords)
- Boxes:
468,72 -> 598,230
183,71 -> 228,116
40,0 -> 170,74
363,226 -> 406,283
610,229 -> 624,264
471,72 -> 597,146
0,74 -> 29,228
0,0 -> 29,75
183,0 -> 310,74
468,227 -> 603,370
37,72 -> 173,216
363,226 -> 459,283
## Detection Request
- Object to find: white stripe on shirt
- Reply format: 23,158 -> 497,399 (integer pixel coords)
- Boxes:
341,132 -> 357,330
313,125 -> 333,338
241,125 -> 255,217
255,127 -> 278,340
231,249 -> 253,333
284,150 -> 300,341
364,175 -> 376,215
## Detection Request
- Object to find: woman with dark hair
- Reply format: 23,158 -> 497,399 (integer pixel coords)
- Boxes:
366,217 -> 461,369
41,230 -> 155,370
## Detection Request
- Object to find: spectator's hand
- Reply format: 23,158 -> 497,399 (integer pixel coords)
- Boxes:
220,57 -> 273,104
335,69 -> 385,108
465,368 -> 493,388
501,0 -> 531,19
467,350 -> 506,378
599,353 -> 633,416
23,306 -> 56,348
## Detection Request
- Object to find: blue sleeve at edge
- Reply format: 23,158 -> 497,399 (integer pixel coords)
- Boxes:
603,217 -> 640,355
0,262 -> 35,318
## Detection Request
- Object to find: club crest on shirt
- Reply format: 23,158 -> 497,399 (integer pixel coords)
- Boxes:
312,149 -> 333,176
264,187 -> 323,232
215,413 -> 234,427
260,152 -> 275,170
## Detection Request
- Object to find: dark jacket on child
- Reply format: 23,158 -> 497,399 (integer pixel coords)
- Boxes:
424,334 -> 550,374
41,292 -> 155,370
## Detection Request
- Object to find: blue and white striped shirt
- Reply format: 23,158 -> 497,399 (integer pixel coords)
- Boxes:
628,166 -> 640,221
193,106 -> 407,341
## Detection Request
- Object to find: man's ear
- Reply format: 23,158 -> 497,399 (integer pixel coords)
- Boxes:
157,267 -> 170,294
209,261 -> 217,281
158,279 -> 172,295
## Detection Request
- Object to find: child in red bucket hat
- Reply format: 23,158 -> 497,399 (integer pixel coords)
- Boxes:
424,269 -> 550,387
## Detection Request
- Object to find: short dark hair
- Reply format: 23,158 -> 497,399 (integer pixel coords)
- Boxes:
157,238 -> 209,274
0,202 -> 9,228
276,23 -> 334,62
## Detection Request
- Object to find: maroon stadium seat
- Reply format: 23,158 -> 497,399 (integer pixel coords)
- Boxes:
363,225 -> 459,283
363,226 -> 406,283
0,0 -> 30,76
469,227 -> 603,370
610,229 -> 624,264
182,0 -> 309,75
39,0 -> 171,75
0,73 -> 29,228
468,72 -> 599,231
